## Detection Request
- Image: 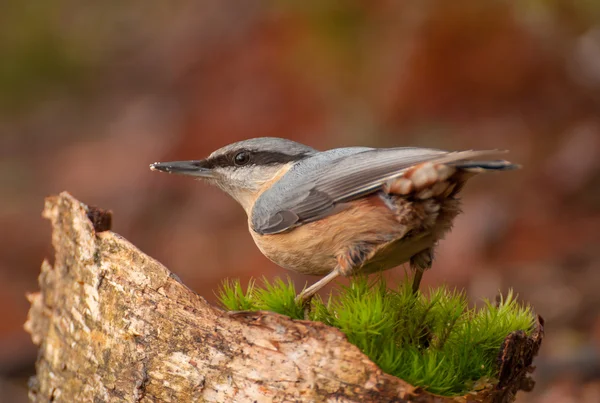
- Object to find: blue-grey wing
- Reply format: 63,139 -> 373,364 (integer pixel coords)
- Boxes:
250,147 -> 508,234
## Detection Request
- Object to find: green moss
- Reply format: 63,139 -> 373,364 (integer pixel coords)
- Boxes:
217,276 -> 535,396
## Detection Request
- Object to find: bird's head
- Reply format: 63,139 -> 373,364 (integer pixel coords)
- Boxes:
150,137 -> 316,213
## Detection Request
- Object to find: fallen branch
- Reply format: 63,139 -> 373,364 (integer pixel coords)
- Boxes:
25,192 -> 542,402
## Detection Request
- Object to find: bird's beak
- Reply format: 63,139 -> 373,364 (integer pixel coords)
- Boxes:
149,160 -> 215,178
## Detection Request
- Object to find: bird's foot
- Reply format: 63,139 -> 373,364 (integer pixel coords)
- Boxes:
410,248 -> 434,294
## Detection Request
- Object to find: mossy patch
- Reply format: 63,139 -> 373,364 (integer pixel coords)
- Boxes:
217,276 -> 535,396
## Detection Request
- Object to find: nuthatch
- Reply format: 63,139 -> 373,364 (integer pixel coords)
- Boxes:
150,137 -> 518,303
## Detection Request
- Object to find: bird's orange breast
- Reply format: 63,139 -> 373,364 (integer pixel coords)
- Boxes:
249,194 -> 432,276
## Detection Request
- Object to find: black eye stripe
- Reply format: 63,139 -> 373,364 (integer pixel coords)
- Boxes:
251,151 -> 307,165
203,150 -> 309,169
199,155 -> 230,169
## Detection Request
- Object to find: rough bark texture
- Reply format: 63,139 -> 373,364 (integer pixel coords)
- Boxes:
25,192 -> 542,402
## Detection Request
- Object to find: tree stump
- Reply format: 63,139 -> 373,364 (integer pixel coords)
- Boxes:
24,192 -> 542,402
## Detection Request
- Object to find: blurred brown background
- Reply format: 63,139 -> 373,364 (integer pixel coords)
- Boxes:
1,1 -> 599,402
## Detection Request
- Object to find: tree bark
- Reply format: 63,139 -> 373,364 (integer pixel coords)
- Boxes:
25,192 -> 542,403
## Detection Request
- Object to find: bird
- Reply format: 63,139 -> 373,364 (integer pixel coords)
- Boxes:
150,137 -> 518,304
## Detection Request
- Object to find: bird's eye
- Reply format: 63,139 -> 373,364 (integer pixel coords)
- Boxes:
234,151 -> 250,166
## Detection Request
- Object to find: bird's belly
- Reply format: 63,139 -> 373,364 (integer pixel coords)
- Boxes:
251,227 -> 341,276
249,196 -> 437,276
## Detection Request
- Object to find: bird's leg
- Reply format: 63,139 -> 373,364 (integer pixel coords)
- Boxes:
296,243 -> 373,316
410,247 -> 433,294
296,269 -> 340,307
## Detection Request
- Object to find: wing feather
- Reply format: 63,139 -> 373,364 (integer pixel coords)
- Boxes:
251,147 -> 506,234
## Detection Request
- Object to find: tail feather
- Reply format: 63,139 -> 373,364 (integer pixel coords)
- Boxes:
452,160 -> 521,171
429,149 -> 520,172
